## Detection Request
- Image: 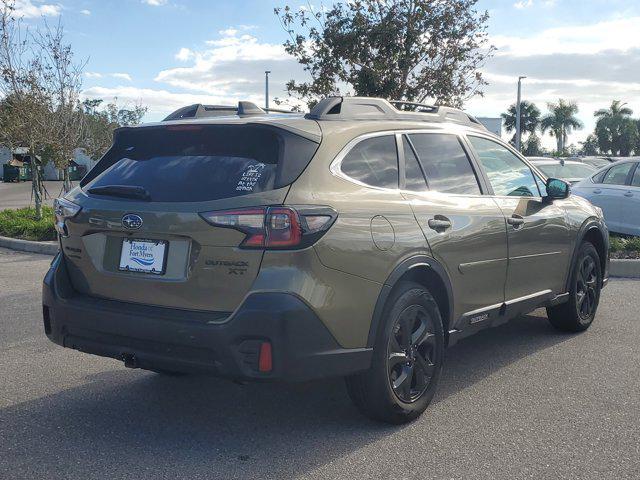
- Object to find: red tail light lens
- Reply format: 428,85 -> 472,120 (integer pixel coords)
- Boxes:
199,205 -> 336,250
258,342 -> 273,373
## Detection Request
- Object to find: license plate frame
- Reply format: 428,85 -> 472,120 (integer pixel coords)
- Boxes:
118,238 -> 168,275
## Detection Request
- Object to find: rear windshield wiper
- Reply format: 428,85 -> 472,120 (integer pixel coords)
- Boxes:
87,185 -> 152,201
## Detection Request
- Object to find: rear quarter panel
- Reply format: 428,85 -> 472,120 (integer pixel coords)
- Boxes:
283,125 -> 432,347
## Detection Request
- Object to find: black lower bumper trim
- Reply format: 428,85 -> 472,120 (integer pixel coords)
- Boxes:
42,254 -> 372,381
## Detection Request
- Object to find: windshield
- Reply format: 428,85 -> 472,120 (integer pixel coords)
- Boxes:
535,163 -> 595,179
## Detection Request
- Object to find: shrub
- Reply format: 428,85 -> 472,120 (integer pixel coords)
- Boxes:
610,234 -> 640,253
0,207 -> 57,241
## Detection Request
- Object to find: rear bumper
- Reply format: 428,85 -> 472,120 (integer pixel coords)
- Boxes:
42,254 -> 372,381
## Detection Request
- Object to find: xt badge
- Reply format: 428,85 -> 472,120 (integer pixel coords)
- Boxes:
205,259 -> 249,275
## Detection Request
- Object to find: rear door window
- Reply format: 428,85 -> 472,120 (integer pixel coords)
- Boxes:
402,137 -> 428,192
340,135 -> 399,189
406,133 -> 481,195
592,169 -> 608,184
602,163 -> 634,186
82,125 -> 318,202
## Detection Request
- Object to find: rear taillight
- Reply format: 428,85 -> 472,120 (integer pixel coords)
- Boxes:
53,197 -> 81,238
199,205 -> 336,249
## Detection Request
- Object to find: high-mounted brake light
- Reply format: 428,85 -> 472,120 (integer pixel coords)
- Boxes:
199,205 -> 337,250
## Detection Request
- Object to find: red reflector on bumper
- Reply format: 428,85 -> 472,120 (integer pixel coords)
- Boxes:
258,342 -> 272,373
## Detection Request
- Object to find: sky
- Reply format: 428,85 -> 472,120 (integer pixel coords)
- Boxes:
10,0 -> 640,149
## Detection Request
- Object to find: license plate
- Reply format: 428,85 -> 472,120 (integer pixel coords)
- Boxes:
119,239 -> 167,274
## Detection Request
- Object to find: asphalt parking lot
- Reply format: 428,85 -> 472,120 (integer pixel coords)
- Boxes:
0,181 -> 65,209
1,247 -> 639,479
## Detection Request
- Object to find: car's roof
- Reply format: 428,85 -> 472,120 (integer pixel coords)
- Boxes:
126,97 -> 493,144
122,111 -> 496,144
589,157 -> 639,174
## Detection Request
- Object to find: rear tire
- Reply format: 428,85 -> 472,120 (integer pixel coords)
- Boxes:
547,242 -> 602,332
346,281 -> 445,424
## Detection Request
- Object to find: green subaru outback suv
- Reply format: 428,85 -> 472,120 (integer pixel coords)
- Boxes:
44,97 -> 609,423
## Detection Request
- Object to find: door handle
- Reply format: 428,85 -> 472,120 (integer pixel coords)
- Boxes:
593,189 -> 602,194
624,191 -> 633,197
507,215 -> 525,229
427,217 -> 452,232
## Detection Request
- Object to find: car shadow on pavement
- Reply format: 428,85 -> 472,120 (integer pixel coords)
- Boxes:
0,310 -> 575,479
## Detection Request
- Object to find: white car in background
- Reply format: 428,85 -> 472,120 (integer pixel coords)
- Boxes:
568,156 -> 615,169
529,158 -> 596,185
572,158 -> 640,236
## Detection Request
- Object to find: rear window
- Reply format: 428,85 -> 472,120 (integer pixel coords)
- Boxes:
82,124 -> 318,202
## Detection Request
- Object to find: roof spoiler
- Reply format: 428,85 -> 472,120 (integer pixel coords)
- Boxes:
163,102 -> 298,121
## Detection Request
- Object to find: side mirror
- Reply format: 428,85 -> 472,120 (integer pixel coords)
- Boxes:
546,178 -> 570,200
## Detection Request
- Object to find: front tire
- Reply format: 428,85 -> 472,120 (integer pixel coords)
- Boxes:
346,281 -> 445,424
547,242 -> 602,332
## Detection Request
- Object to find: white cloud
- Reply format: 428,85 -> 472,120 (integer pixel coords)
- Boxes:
111,73 -> 132,81
174,47 -> 194,62
12,0 -> 61,18
514,0 -> 555,8
142,0 -> 167,6
80,9 -> 91,15
80,86 -> 259,121
218,27 -> 238,37
514,0 -> 533,8
85,72 -> 133,82
155,27 -> 297,96
467,15 -> 640,148
492,16 -> 640,57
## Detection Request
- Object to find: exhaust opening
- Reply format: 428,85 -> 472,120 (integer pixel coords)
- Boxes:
122,353 -> 139,369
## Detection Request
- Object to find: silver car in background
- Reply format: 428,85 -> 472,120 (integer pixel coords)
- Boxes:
572,158 -> 640,236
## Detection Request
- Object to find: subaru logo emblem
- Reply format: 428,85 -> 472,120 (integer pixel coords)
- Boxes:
122,214 -> 143,230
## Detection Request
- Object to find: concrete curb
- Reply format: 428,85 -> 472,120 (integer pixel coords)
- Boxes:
0,235 -> 58,256
609,259 -> 640,279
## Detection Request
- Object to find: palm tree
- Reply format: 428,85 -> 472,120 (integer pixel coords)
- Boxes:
541,99 -> 583,154
594,101 -> 636,156
501,100 -> 541,137
594,100 -> 633,120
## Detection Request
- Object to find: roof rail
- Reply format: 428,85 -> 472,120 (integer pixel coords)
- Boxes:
389,100 -> 438,113
162,101 -> 298,121
305,96 -> 486,130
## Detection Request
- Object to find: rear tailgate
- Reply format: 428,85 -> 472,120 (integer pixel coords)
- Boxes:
59,122 -> 319,313
61,190 -> 288,313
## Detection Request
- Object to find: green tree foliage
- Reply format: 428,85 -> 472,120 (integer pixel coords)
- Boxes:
579,134 -> 599,156
502,100 -> 541,136
522,134 -> 545,156
0,2 -> 54,218
594,101 -> 638,157
540,99 -> 583,155
81,98 -> 147,160
275,0 -> 495,107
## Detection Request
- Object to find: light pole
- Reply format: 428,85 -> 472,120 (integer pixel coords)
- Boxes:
265,70 -> 271,110
515,76 -> 526,152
